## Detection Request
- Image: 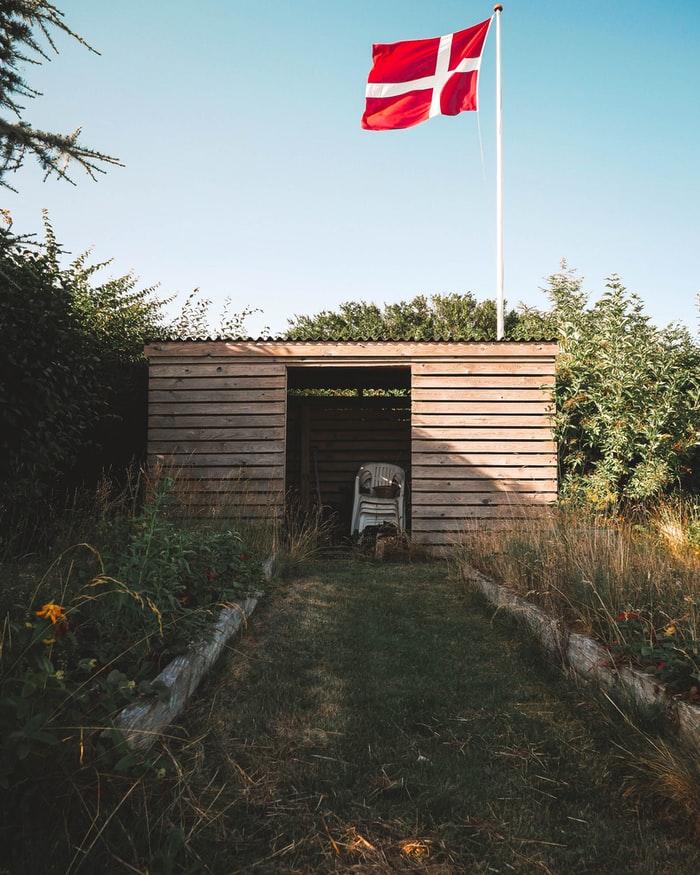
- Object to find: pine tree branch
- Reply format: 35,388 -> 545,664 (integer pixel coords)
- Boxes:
0,117 -> 122,188
0,1 -> 118,188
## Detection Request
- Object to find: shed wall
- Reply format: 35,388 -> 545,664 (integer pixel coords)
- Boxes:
148,359 -> 287,519
410,355 -> 557,548
145,342 -> 557,542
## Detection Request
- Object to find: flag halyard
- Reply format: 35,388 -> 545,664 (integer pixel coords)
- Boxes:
362,17 -> 492,131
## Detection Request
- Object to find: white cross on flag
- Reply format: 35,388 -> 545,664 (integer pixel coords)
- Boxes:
362,17 -> 492,130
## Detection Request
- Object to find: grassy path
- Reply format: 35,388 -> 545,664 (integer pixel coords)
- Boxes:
184,560 -> 700,873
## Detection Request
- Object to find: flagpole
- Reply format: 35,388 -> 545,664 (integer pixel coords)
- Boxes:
494,4 -> 504,340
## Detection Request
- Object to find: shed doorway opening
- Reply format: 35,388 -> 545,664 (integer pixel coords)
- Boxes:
285,366 -> 411,535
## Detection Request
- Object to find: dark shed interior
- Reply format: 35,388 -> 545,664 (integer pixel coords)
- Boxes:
285,366 -> 411,529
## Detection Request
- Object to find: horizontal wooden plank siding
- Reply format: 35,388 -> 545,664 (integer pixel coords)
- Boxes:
147,360 -> 287,522
410,346 -> 557,548
145,340 -> 558,548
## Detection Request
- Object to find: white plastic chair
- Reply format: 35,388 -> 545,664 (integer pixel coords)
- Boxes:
350,463 -> 406,535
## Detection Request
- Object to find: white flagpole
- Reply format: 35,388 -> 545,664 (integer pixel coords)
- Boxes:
494,4 -> 504,340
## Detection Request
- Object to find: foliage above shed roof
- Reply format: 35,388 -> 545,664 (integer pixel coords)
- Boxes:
156,291 -> 557,343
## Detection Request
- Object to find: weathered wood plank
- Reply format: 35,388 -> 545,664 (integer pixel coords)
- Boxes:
412,388 -> 552,402
150,452 -> 285,466
149,427 -> 286,441
152,356 -> 552,368
150,363 -> 286,377
412,452 -> 557,466
412,478 -> 558,492
412,465 -> 557,479
412,522 -> 523,544
413,505 -> 551,519
412,492 -> 555,506
161,466 -> 285,479
413,361 -> 556,375
149,414 -> 285,428
412,512 -> 551,530
412,414 -> 553,427
412,402 -> 553,415
413,440 -> 556,453
411,427 -> 553,440
149,376 -> 286,389
412,375 -> 556,388
150,403 -> 286,415
149,440 -> 285,454
149,389 -> 286,403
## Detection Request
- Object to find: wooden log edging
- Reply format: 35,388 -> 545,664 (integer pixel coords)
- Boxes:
116,594 -> 260,750
463,566 -> 700,751
116,555 -> 277,750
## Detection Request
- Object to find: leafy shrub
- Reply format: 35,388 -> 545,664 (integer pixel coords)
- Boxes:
514,267 -> 700,505
0,478 -> 263,791
0,216 -> 167,544
287,273 -> 699,506
285,292 -> 529,341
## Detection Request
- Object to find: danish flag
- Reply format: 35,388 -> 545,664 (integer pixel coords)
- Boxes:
362,17 -> 492,131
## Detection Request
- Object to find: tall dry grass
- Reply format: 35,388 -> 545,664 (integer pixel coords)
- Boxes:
454,501 -> 700,839
454,502 -> 700,645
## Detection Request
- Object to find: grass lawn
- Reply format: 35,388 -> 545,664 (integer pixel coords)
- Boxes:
179,558 -> 700,873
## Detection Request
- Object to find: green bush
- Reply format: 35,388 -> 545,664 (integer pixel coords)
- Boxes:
514,268 -> 700,505
0,478 -> 263,790
285,292 -> 529,340
0,217 -> 166,542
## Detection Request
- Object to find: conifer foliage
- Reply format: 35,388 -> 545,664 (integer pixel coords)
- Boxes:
0,0 -> 120,188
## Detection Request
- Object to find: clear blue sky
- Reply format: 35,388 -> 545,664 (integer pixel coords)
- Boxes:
5,0 -> 699,334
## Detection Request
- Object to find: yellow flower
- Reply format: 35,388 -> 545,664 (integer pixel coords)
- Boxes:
54,670 -> 65,681
42,638 -> 56,646
35,602 -> 67,626
663,624 -> 677,637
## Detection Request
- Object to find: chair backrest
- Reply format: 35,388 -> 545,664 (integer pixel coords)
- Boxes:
358,463 -> 405,490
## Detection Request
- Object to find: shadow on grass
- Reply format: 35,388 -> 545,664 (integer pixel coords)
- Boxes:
170,559 -> 700,873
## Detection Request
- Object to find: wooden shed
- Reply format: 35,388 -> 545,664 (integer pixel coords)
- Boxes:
145,340 -> 558,550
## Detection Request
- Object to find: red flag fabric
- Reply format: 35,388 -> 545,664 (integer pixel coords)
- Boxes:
362,18 -> 492,131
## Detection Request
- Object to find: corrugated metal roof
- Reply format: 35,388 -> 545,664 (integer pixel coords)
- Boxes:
148,335 -> 556,343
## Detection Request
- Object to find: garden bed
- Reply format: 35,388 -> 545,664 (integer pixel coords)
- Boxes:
461,565 -> 700,751
453,507 -> 700,747
0,477 -> 265,785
